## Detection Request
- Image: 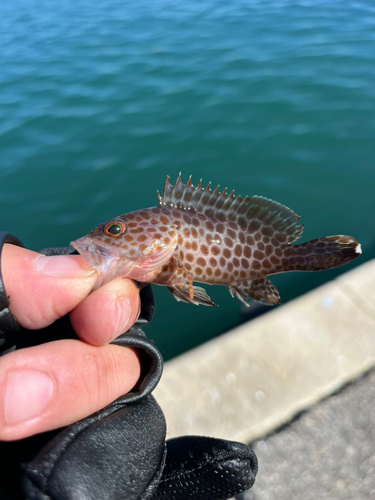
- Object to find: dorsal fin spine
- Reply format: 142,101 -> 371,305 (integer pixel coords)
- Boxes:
180,176 -> 193,209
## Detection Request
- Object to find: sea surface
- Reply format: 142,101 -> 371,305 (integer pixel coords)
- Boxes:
1,0 -> 374,359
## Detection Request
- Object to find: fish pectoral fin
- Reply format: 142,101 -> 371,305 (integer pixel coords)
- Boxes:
228,277 -> 281,306
168,284 -> 218,307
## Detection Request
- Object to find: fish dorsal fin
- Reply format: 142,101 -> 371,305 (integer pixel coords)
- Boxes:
158,174 -> 304,243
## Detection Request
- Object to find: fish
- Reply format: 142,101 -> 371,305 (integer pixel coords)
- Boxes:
71,174 -> 362,307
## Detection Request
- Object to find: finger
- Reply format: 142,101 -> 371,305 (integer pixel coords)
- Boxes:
2,244 -> 97,330
0,339 -> 141,440
70,278 -> 141,346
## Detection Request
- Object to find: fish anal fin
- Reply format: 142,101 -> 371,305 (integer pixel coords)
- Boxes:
168,284 -> 218,307
228,277 -> 281,306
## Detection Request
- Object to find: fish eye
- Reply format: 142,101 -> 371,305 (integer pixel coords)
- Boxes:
104,221 -> 126,237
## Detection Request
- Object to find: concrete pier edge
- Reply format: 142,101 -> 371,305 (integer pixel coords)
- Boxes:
154,259 -> 375,443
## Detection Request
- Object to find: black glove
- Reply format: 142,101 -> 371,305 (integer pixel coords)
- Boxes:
0,233 -> 257,500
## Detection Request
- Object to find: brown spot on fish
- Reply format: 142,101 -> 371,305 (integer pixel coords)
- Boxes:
227,228 -> 236,240
241,258 -> 249,269
197,257 -> 206,267
233,257 -> 240,268
238,216 -> 247,230
186,253 -> 194,262
210,257 -> 217,267
224,237 -> 233,248
215,269 -> 221,277
191,228 -> 198,239
263,259 -> 272,269
201,244 -> 209,255
196,267 -> 203,276
212,246 -> 220,255
216,223 -> 225,234
223,248 -> 231,259
137,235 -> 147,242
254,250 -> 264,260
276,233 -> 287,242
244,246 -> 252,258
192,241 -> 198,251
262,226 -> 273,237
220,256 -> 226,267
249,220 -> 261,233
234,244 -> 242,257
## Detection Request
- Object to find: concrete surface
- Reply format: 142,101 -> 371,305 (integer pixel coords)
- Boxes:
154,259 -> 375,443
237,368 -> 375,500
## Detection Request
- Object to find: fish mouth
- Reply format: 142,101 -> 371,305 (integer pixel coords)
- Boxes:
71,236 -> 135,289
71,237 -> 112,268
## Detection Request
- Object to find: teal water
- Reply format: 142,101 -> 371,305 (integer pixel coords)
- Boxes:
1,0 -> 374,359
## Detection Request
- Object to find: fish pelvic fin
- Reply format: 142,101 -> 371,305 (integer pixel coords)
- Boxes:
282,235 -> 362,272
168,284 -> 218,306
228,277 -> 281,307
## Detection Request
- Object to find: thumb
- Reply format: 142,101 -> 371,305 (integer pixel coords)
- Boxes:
2,244 -> 97,330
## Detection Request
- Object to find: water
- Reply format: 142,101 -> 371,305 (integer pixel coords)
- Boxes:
1,0 -> 374,359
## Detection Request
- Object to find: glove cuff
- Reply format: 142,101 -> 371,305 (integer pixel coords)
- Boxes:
111,324 -> 163,404
0,232 -> 25,348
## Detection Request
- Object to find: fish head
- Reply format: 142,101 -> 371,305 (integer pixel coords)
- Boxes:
71,210 -> 178,288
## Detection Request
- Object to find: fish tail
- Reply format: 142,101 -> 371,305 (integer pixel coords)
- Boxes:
282,235 -> 361,272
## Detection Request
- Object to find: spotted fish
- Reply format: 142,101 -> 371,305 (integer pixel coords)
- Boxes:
71,174 -> 362,307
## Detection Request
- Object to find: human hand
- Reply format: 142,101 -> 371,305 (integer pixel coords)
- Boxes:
0,242 -> 142,441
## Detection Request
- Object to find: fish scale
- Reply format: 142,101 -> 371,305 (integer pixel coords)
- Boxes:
71,174 -> 362,307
